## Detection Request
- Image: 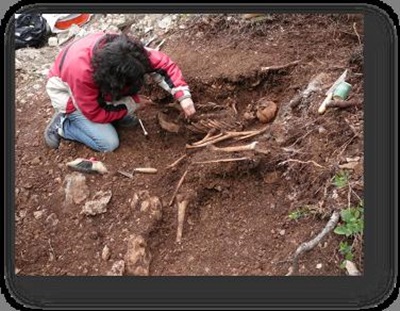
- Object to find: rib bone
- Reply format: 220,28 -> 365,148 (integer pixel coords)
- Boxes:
209,141 -> 258,153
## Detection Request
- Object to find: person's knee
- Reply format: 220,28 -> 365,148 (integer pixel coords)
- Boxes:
96,136 -> 119,152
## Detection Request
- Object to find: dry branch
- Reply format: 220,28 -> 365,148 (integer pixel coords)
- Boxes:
286,210 -> 340,276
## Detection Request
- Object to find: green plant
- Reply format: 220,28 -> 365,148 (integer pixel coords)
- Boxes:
338,241 -> 354,269
334,201 -> 364,269
332,170 -> 349,188
288,205 -> 313,220
334,204 -> 364,237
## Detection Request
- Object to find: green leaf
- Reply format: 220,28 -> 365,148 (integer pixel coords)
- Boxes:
341,209 -> 353,223
340,261 -> 347,269
345,252 -> 354,261
354,210 -> 361,219
334,226 -> 348,235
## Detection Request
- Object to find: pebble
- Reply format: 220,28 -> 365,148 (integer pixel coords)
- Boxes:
33,210 -> 45,220
279,229 -> 286,236
45,213 -> 59,226
316,263 -> 323,269
102,245 -> 111,261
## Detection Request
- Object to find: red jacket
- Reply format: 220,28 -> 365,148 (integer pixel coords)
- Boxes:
48,32 -> 191,123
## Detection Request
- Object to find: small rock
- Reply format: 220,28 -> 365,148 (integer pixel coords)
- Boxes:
15,268 -> 21,274
48,37 -> 58,46
23,183 -> 33,189
158,16 -> 172,29
108,260 -> 125,276
316,263 -> 323,269
18,210 -> 27,219
102,245 -> 111,261
346,156 -> 361,162
33,210 -> 45,220
45,213 -> 59,226
15,59 -> 22,70
339,162 -> 359,170
318,126 -> 327,134
279,229 -> 286,236
89,231 -> 99,240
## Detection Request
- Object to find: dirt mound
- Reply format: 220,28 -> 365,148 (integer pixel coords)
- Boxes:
15,13 -> 364,276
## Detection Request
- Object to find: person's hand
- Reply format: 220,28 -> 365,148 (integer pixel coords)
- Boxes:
180,98 -> 196,118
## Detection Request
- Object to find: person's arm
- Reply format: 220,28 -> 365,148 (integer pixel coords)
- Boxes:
146,48 -> 196,117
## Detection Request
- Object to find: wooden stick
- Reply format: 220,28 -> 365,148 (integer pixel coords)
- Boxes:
168,169 -> 189,207
166,154 -> 187,169
209,141 -> 258,153
192,157 -> 251,165
286,210 -> 340,276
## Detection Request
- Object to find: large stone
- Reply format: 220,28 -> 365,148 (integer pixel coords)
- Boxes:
124,234 -> 151,276
81,190 -> 112,216
64,173 -> 90,205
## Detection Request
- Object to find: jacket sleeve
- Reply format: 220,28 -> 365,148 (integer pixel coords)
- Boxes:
146,48 -> 192,102
66,71 -> 129,124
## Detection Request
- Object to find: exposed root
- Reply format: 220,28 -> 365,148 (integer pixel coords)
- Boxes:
286,210 -> 340,276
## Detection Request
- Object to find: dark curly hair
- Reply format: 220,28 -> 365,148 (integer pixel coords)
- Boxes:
91,33 -> 152,101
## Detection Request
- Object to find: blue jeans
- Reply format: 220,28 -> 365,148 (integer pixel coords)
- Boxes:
61,110 -> 137,152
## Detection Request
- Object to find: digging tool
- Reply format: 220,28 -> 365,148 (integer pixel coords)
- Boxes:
318,69 -> 348,114
118,167 -> 158,179
138,118 -> 149,138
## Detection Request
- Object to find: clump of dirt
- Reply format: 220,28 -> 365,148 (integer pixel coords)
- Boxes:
15,13 -> 364,277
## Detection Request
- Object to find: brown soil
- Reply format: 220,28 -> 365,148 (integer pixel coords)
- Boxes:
15,13 -> 364,276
